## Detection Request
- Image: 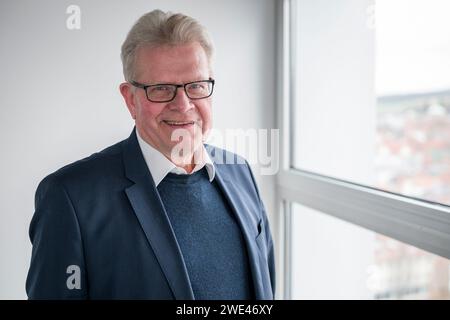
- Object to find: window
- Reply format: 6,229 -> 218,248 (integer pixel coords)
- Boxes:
291,0 -> 450,205
291,203 -> 450,299
276,0 -> 450,299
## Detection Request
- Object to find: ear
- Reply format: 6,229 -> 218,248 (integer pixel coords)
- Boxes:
119,82 -> 137,119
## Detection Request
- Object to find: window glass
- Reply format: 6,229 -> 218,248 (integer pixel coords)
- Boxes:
292,0 -> 450,206
291,202 -> 450,299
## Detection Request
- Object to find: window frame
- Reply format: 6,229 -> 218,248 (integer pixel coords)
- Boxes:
275,0 -> 450,300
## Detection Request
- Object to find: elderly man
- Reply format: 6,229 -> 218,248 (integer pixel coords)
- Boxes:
26,10 -> 275,300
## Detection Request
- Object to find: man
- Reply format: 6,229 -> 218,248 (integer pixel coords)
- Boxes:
26,10 -> 275,300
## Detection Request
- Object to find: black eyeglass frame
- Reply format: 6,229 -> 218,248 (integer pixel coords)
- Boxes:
129,78 -> 215,103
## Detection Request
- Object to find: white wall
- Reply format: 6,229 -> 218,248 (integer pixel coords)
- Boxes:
0,0 -> 276,299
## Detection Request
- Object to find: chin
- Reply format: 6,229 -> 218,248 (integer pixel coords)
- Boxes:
171,136 -> 203,152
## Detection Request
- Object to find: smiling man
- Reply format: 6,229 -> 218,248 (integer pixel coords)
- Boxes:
26,10 -> 275,300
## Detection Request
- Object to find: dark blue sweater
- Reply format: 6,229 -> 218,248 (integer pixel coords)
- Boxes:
157,168 -> 253,300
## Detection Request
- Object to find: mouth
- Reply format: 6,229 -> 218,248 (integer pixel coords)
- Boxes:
162,120 -> 196,128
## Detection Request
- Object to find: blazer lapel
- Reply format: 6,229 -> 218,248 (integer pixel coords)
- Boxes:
122,128 -> 194,300
213,166 -> 269,299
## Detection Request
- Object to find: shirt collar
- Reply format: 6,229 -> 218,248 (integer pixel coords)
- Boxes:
136,129 -> 216,186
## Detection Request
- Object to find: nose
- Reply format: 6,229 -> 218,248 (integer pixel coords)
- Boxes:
168,87 -> 194,112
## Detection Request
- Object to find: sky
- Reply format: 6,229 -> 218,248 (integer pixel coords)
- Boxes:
375,0 -> 450,95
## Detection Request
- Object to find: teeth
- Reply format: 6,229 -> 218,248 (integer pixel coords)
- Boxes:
164,121 -> 194,125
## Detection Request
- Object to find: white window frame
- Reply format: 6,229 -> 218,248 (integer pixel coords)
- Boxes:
274,0 -> 450,300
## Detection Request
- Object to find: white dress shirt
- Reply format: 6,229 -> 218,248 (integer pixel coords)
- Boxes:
136,130 -> 215,186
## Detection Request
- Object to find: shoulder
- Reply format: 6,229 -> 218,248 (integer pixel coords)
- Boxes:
36,139 -> 127,196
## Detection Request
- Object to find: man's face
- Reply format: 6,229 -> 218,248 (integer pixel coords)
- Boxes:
120,42 -> 213,160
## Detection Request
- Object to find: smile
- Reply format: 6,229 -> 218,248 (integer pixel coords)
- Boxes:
163,120 -> 195,127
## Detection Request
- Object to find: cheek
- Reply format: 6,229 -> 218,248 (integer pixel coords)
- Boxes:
198,102 -> 213,130
137,103 -> 164,125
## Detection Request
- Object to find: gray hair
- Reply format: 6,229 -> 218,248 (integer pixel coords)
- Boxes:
121,10 -> 214,81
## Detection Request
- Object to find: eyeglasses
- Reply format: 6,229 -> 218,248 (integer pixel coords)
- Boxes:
129,78 -> 215,103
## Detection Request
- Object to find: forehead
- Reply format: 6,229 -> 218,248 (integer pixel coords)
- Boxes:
134,42 -> 210,83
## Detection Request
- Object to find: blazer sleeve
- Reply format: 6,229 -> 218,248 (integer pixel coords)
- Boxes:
245,161 -> 276,298
26,174 -> 88,299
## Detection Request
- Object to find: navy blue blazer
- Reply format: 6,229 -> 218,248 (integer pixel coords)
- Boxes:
26,128 -> 275,299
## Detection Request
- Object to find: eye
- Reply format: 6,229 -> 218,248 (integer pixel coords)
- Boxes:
152,85 -> 172,92
188,83 -> 206,91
